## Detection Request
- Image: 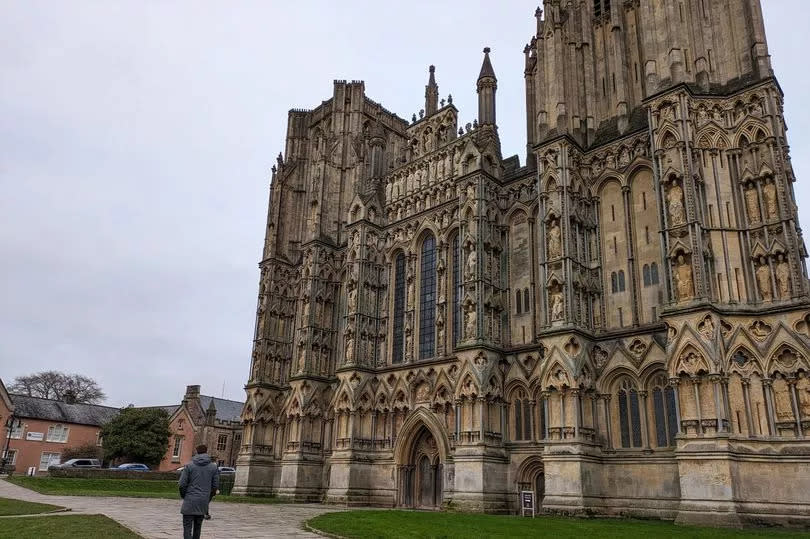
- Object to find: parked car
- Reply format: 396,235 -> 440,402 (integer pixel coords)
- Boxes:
55,458 -> 101,469
114,463 -> 149,471
218,466 -> 236,475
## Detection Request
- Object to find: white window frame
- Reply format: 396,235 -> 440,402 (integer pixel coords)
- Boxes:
172,436 -> 184,459
39,452 -> 61,471
9,421 -> 23,439
2,449 -> 17,465
46,424 -> 69,443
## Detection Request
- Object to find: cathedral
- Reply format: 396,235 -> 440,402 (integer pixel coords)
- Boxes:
234,0 -> 810,527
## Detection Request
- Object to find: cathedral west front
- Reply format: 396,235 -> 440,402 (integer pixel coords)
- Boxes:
235,0 -> 810,527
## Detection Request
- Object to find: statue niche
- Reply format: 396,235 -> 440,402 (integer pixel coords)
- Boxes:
744,181 -> 761,224
755,256 -> 773,301
775,254 -> 790,299
673,253 -> 694,302
547,218 -> 562,259
763,178 -> 778,221
666,177 -> 686,226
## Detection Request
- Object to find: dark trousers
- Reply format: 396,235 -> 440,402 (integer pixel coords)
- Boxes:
183,514 -> 204,539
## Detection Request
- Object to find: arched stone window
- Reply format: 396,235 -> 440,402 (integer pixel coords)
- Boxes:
419,234 -> 437,359
650,262 -> 659,285
611,272 -> 618,293
392,252 -> 406,364
523,288 -> 531,313
651,374 -> 678,447
617,378 -> 642,448
512,389 -> 532,441
515,290 -> 522,314
452,234 -> 462,346
643,264 -> 651,287
618,270 -> 626,292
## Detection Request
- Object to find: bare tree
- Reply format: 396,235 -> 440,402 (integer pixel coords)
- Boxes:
9,371 -> 106,404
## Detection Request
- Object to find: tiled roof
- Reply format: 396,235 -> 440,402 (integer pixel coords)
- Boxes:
10,394 -> 119,427
199,395 -> 243,423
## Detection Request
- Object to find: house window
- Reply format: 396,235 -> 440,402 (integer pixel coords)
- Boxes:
418,234 -> 437,359
39,452 -> 61,471
2,449 -> 17,466
46,424 -> 69,443
234,433 -> 242,447
172,436 -> 184,459
392,252 -> 406,363
9,421 -> 23,439
217,434 -> 228,452
96,431 -> 103,446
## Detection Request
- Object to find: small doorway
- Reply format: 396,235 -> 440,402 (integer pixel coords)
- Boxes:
398,425 -> 442,509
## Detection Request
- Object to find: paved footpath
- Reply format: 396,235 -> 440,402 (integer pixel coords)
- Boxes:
0,479 -> 343,538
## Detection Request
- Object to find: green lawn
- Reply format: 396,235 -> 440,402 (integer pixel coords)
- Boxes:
307,510 -> 808,539
0,514 -> 141,538
5,476 -> 284,504
0,496 -> 64,516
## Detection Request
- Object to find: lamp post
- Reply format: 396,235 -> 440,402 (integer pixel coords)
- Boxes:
2,414 -> 20,474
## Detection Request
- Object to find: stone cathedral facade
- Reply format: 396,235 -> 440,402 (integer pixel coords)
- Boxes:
235,0 -> 810,527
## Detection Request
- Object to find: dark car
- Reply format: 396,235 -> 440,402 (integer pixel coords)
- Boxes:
55,458 -> 101,469
114,463 -> 149,471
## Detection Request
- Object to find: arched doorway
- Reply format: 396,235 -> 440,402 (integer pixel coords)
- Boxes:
516,456 -> 545,512
396,424 -> 443,509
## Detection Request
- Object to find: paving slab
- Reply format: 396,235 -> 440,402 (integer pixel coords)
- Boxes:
0,480 -> 343,538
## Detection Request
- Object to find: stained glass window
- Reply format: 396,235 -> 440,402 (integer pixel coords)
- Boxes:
392,253 -> 406,364
419,235 -> 436,359
453,235 -> 461,346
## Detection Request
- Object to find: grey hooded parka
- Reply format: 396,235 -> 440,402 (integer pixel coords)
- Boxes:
179,453 -> 220,515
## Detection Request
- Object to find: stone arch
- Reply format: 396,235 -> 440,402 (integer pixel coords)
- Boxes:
392,408 -> 452,508
515,456 -> 545,506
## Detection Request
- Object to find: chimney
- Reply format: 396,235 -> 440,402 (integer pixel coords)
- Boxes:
183,385 -> 201,403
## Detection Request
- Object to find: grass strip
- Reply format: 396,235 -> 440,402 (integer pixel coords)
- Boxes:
0,496 -> 64,516
0,514 -> 141,538
307,510 -> 808,539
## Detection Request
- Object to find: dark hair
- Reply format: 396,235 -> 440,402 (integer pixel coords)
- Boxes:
196,444 -> 208,454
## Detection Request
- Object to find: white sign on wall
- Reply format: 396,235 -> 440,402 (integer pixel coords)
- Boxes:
26,432 -> 44,441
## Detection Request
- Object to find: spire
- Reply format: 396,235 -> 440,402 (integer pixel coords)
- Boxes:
478,47 -> 496,81
477,47 -> 497,126
425,65 -> 439,116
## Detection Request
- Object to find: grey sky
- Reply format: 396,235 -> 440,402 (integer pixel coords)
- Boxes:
1,1 -> 807,407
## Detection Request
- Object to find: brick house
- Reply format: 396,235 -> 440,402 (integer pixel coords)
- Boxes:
154,385 -> 243,471
0,379 -> 119,475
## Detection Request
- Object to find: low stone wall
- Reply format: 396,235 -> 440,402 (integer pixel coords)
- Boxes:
49,468 -> 180,481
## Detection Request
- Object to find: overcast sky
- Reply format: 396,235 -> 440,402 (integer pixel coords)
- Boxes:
1,1 -> 808,407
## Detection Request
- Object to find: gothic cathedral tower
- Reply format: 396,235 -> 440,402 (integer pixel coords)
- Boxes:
236,1 -> 810,527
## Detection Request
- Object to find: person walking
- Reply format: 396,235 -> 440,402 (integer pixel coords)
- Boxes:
179,444 -> 220,539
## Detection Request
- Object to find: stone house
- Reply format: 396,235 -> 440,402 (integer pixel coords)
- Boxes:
155,385 -> 243,471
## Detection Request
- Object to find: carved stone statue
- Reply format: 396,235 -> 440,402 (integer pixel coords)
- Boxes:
674,255 -> 694,301
551,291 -> 564,321
348,287 -> 357,312
667,180 -> 686,226
345,333 -> 355,363
547,220 -> 562,259
465,305 -> 477,339
775,254 -> 790,299
756,257 -> 773,301
763,179 -> 778,220
465,247 -> 477,281
745,182 -> 761,224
